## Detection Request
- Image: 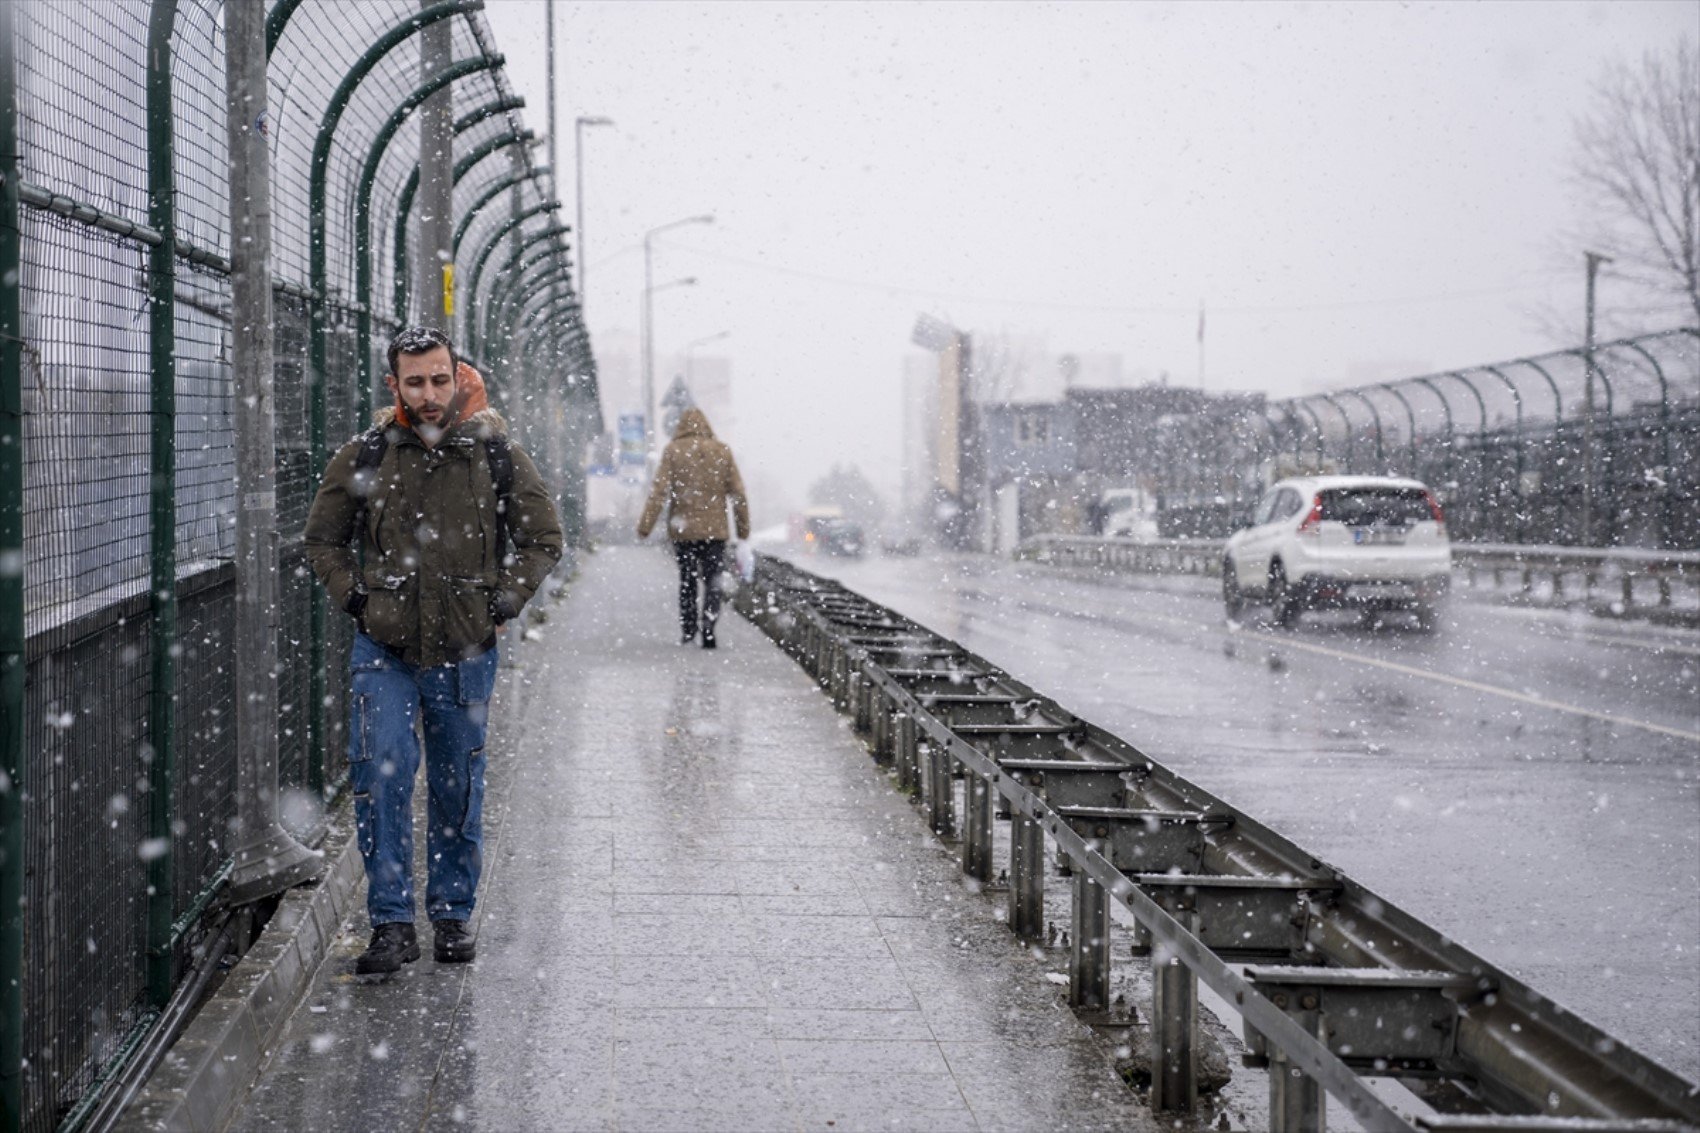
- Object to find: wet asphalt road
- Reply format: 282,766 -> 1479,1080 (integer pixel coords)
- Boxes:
797,550 -> 1700,1082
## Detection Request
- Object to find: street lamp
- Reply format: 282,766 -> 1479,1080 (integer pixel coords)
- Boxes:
642,275 -> 698,450
574,115 -> 613,303
681,330 -> 730,382
643,213 -> 714,451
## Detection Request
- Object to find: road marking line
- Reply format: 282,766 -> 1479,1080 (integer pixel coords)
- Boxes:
1239,629 -> 1700,745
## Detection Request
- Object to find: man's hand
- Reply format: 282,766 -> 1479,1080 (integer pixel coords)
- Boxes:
489,591 -> 519,627
344,589 -> 368,634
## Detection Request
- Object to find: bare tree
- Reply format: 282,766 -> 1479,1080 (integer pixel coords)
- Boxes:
1570,38 -> 1700,330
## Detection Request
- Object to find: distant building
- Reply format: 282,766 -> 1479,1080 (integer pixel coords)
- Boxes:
900,354 -> 938,540
902,337 -> 1273,549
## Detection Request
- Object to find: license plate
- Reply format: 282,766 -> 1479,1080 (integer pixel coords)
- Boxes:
1349,583 -> 1415,600
1354,528 -> 1406,546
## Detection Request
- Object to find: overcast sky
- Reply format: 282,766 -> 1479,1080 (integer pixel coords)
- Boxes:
480,0 -> 1695,514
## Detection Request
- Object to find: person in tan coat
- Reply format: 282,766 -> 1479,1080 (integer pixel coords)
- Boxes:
636,407 -> 750,648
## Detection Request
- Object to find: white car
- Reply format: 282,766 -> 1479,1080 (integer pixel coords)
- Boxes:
1222,475 -> 1451,629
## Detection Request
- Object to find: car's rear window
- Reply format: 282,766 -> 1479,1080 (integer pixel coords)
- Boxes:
1317,487 -> 1431,526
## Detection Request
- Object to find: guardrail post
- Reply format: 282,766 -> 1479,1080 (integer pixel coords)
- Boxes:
848,670 -> 865,731
893,714 -> 914,791
1150,935 -> 1199,1112
927,743 -> 956,839
832,645 -> 849,709
1008,815 -> 1044,943
963,772 -> 993,882
1068,872 -> 1110,1011
1268,994 -> 1325,1133
871,691 -> 893,764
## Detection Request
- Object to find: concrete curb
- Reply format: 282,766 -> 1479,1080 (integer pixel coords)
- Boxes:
117,808 -> 363,1133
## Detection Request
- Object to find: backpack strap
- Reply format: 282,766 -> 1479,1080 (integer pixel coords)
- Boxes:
483,433 -> 515,565
350,427 -> 389,538
355,428 -> 389,473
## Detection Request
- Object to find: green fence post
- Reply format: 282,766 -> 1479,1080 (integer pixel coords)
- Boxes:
486,250 -> 572,353
464,206 -> 561,358
0,0 -> 27,1123
144,0 -> 181,1011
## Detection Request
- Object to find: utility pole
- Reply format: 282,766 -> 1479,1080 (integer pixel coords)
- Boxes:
223,0 -> 321,905
1582,250 -> 1611,546
546,1 -> 557,203
545,0 -> 558,350
417,0 -> 454,333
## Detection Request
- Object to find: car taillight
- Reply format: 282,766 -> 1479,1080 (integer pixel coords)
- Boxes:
1424,490 -> 1446,527
1296,495 -> 1323,535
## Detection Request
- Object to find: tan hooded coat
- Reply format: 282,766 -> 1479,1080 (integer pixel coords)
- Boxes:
637,408 -> 750,542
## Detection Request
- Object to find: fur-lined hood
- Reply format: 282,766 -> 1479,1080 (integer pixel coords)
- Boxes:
372,403 -> 509,438
375,360 -> 508,437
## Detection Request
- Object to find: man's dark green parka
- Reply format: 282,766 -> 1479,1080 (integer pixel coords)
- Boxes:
304,405 -> 563,668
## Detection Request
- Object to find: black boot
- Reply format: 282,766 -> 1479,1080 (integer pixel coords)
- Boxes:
355,922 -> 420,976
433,919 -> 476,963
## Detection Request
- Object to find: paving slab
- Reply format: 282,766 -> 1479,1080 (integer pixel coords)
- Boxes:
220,545 -> 1160,1132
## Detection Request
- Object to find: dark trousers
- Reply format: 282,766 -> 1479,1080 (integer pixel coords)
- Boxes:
674,539 -> 726,640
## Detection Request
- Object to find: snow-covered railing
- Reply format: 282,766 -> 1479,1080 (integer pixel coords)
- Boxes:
736,554 -> 1700,1133
1016,534 -> 1700,619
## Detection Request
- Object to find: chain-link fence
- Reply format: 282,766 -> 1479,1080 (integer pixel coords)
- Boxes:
0,2 -> 600,1127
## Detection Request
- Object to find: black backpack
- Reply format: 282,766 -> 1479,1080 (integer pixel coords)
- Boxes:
353,427 -> 516,560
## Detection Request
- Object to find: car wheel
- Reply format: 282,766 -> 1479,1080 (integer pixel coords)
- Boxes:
1223,559 -> 1245,620
1269,562 -> 1299,628
1414,601 -> 1441,633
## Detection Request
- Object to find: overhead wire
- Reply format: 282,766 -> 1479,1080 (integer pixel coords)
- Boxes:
596,237 -> 1571,316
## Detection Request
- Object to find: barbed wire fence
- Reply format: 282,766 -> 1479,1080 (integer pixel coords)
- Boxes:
0,2 -> 599,1128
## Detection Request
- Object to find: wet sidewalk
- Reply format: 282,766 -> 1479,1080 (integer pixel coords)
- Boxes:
215,545 -> 1157,1132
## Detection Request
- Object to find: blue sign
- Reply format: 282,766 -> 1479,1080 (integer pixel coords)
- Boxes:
617,414 -> 646,466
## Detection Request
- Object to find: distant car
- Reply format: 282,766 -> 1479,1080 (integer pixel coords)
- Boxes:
817,519 -> 866,558
1222,475 -> 1451,630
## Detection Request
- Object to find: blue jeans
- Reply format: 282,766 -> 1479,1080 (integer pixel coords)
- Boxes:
347,633 -> 498,927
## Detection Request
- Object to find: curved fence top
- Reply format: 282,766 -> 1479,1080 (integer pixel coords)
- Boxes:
1278,328 -> 1699,445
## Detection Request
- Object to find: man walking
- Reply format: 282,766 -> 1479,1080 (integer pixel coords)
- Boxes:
636,407 -> 750,649
305,326 -> 562,976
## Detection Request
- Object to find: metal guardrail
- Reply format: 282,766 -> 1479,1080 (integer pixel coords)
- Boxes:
736,554 -> 1700,1133
1016,535 -> 1700,618
1452,543 -> 1700,614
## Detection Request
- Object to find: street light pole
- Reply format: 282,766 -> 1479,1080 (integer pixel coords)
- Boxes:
574,115 -> 613,304
642,213 -> 714,453
642,275 -> 698,451
682,329 -> 730,383
1582,250 -> 1612,545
